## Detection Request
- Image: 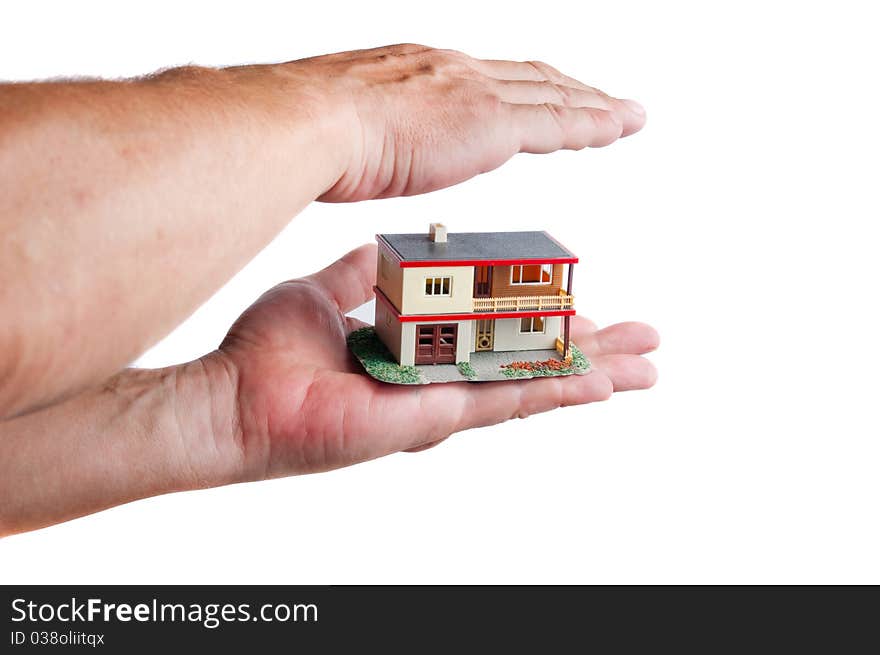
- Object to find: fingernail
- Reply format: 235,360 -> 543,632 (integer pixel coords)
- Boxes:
623,99 -> 646,116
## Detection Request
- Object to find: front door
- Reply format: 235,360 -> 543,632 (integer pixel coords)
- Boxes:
415,324 -> 458,365
475,319 -> 494,351
473,266 -> 493,297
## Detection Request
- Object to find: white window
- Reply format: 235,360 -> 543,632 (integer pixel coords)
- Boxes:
510,264 -> 553,285
519,316 -> 546,334
424,276 -> 452,296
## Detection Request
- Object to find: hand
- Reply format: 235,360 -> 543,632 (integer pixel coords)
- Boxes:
282,44 -> 646,202
215,245 -> 658,481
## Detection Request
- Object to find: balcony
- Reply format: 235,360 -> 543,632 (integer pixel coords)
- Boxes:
473,291 -> 575,313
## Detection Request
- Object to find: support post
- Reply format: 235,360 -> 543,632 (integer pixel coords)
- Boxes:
563,315 -> 571,361
563,263 -> 574,359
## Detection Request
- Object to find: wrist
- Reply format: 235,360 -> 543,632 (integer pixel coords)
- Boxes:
160,352 -> 247,492
0,356 -> 243,536
217,61 -> 355,196
143,62 -> 352,198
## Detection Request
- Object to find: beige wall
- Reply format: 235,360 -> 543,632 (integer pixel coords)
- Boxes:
401,265 -> 474,315
491,316 -> 562,353
376,251 -> 404,312
379,260 -> 570,315
456,320 -> 473,363
374,299 -> 403,362
400,323 -> 415,366
377,260 -> 568,316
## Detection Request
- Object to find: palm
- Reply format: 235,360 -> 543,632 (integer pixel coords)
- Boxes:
218,245 -> 658,481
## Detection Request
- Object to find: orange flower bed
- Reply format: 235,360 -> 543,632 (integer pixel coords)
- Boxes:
502,357 -> 569,372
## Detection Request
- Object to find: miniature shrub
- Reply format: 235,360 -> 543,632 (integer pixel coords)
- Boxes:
457,361 -> 477,379
570,344 -> 590,371
348,327 -> 422,384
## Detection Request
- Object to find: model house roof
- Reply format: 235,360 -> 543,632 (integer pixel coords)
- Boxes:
377,230 -> 577,267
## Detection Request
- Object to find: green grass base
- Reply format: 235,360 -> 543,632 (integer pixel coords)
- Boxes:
457,361 -> 477,379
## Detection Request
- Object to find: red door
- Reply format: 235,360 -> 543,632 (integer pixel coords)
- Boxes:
415,324 -> 458,365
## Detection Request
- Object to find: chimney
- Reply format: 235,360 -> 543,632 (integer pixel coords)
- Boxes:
429,222 -> 448,243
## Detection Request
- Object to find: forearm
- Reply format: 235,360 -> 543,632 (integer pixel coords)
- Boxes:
0,64 -> 347,418
0,352 -> 242,537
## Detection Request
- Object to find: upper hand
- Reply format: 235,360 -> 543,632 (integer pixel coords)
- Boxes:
283,44 -> 646,202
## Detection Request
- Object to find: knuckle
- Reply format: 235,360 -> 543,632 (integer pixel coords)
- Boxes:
424,49 -> 466,73
548,81 -> 571,105
542,102 -> 567,123
526,60 -> 551,77
478,92 -> 504,115
434,47 -> 468,60
383,43 -> 429,55
527,59 -> 566,84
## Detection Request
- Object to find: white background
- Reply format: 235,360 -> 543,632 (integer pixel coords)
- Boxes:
1,1 -> 878,584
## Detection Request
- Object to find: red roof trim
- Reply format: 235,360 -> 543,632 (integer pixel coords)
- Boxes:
396,309 -> 576,322
398,256 -> 578,268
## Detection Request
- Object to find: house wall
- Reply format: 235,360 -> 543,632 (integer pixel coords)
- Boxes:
400,319 -> 473,366
376,250 -> 405,312
375,254 -> 569,363
378,261 -> 569,314
401,265 -> 475,315
490,316 -> 562,353
489,264 -> 564,298
374,298 -> 403,362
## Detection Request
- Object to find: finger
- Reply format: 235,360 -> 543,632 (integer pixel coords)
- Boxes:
476,59 -> 646,136
492,79 -> 613,110
438,370 -> 613,437
569,315 -> 599,342
507,103 -> 623,153
592,354 -> 658,391
477,58 -> 602,96
386,370 -> 613,451
304,243 -> 377,313
492,80 -> 644,137
316,367 -> 612,463
345,316 -> 371,332
473,58 -> 559,82
523,59 -> 647,136
404,438 -> 449,453
577,321 -> 660,357
575,321 -> 660,357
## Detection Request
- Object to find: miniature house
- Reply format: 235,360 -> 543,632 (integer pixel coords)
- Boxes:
374,225 -> 577,366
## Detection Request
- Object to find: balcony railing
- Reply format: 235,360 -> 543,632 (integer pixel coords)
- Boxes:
473,291 -> 575,313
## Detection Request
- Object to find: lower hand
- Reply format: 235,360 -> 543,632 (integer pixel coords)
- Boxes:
0,244 -> 657,536
215,244 -> 659,480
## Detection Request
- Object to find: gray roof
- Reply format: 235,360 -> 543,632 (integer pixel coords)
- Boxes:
377,231 -> 576,263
